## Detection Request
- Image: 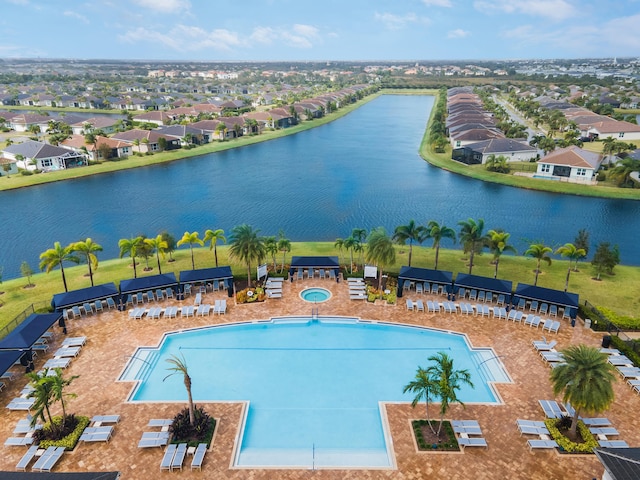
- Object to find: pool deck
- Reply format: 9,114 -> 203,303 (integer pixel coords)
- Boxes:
2,277 -> 637,479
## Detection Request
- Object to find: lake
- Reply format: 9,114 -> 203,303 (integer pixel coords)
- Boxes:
0,95 -> 638,279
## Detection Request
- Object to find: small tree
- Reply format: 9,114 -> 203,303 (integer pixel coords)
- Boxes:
21,261 -> 34,287
591,242 -> 620,280
161,231 -> 177,262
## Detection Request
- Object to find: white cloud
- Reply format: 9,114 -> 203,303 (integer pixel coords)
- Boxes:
421,0 -> 452,6
131,0 -> 191,14
250,23 -> 322,49
374,12 -> 429,30
447,28 -> 470,38
474,0 -> 577,21
63,11 -> 89,24
119,24 -> 240,52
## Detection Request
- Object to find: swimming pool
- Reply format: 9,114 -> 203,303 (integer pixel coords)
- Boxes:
122,317 -> 509,468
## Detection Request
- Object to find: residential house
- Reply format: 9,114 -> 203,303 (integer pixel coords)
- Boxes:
111,129 -> 180,153
3,140 -> 87,171
70,117 -> 120,135
8,113 -> 51,133
60,134 -> 132,161
132,111 -> 174,127
452,138 -> 537,165
154,125 -> 210,145
536,146 -> 603,183
583,120 -> 640,141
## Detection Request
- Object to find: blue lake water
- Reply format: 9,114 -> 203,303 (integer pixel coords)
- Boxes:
0,94 -> 639,279
126,318 -> 505,468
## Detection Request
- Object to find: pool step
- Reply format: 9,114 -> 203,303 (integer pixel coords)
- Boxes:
119,349 -> 158,382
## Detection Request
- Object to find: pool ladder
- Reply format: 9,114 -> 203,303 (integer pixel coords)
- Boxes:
311,307 -> 319,319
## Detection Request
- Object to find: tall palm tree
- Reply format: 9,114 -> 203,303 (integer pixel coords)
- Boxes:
524,243 -> 553,286
164,354 -> 195,426
39,241 -> 80,292
177,231 -> 204,270
343,236 -> 357,274
550,345 -> 616,438
118,236 -> 143,278
458,218 -> 487,274
403,366 -> 438,434
555,243 -> 586,292
203,228 -> 226,268
425,221 -> 457,270
487,229 -> 517,279
334,238 -> 345,267
352,228 -> 367,269
365,227 -> 396,291
608,157 -> 640,187
392,220 -> 426,267
427,351 -> 474,437
72,238 -> 103,286
144,235 -> 168,274
228,224 -> 266,288
278,232 -> 291,273
264,236 -> 278,271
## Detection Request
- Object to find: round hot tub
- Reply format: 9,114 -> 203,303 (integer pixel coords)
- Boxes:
300,287 -> 332,303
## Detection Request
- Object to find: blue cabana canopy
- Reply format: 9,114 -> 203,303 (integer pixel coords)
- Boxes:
0,313 -> 62,351
397,266 -> 453,298
514,283 -> 579,309
51,283 -> 118,310
119,273 -> 178,295
179,266 -> 233,284
454,273 -> 513,298
290,256 -> 340,269
0,350 -> 25,376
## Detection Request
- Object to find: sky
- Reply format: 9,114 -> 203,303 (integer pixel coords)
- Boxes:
1,0 -> 639,62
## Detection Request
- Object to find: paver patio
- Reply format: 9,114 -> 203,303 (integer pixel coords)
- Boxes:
2,277 -> 635,479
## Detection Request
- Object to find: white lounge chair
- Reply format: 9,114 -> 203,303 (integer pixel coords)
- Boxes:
598,440 -> 629,448
16,444 -> 39,471
191,443 -> 208,471
171,443 -> 188,471
160,443 -> 177,470
33,446 -> 65,472
528,439 -> 558,450
62,336 -> 86,347
4,436 -> 34,446
91,415 -> 120,424
406,299 -> 414,311
415,300 -> 424,312
532,339 -> 557,351
538,399 -> 565,419
457,437 -> 487,449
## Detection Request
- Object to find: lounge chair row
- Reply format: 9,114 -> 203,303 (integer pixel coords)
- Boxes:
458,289 -> 506,305
295,268 -> 336,280
65,297 -> 118,319
129,301 -> 227,320
160,443 -> 188,471
403,280 -> 447,296
20,446 -> 66,472
513,298 -> 562,317
348,279 -> 366,300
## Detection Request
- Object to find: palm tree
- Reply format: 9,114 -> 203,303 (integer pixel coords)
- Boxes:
392,220 -> 426,267
48,368 -> 78,430
228,224 -> 266,288
39,242 -> 80,292
334,238 -> 345,267
608,157 -> 640,187
550,345 -> 616,438
458,218 -> 487,274
144,235 -> 168,274
352,228 -> 367,269
524,243 -> 553,286
118,236 -> 143,278
365,227 -> 396,291
264,236 -> 278,271
161,231 -> 177,262
427,351 -> 474,437
72,238 -> 103,286
203,228 -> 226,268
343,236 -> 357,274
164,354 -> 195,426
177,231 -> 204,270
555,243 -> 586,292
26,370 -> 55,427
403,366 -> 438,434
425,221 -> 456,270
487,229 -> 516,279
277,232 -> 291,273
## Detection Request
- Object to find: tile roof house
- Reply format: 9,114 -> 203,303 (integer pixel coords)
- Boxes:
111,129 -> 180,153
60,134 -> 133,161
536,146 -> 603,184
452,138 -> 538,165
0,155 -> 18,176
70,117 -> 120,135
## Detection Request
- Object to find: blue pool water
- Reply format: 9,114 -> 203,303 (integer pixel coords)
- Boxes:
299,287 -> 331,303
124,318 -> 509,468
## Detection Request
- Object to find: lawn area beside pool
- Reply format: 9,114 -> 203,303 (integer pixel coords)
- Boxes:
2,277 -> 638,479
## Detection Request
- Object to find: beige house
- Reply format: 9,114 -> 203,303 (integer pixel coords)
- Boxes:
536,146 -> 603,184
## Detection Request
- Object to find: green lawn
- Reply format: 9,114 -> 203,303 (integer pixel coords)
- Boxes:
1,243 -> 638,330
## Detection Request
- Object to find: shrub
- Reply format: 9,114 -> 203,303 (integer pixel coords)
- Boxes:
610,336 -> 640,367
236,287 -> 265,303
596,172 -> 606,181
20,169 -> 33,176
411,420 -> 458,451
170,406 -> 216,448
34,415 -> 90,450
596,307 -> 640,330
544,418 -> 598,453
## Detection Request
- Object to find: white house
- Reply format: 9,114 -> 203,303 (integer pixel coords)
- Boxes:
0,156 -> 18,176
581,119 -> 640,141
3,140 -> 87,172
536,146 -> 603,184
453,138 -> 537,165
